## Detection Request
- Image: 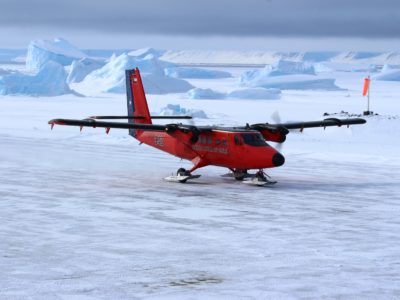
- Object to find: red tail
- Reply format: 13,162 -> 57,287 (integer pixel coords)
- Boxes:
126,68 -> 151,137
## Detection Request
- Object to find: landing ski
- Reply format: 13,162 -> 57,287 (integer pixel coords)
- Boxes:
164,174 -> 201,183
242,177 -> 277,186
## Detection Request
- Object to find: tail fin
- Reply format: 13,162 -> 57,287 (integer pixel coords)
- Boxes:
126,68 -> 152,137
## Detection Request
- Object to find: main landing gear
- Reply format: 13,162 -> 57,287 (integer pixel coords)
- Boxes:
223,168 -> 277,186
164,168 -> 201,183
245,170 -> 277,186
164,167 -> 276,186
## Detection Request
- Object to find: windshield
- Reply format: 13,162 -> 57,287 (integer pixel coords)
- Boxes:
241,133 -> 268,147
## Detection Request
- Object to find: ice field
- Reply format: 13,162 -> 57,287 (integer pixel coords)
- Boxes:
1,44 -> 400,299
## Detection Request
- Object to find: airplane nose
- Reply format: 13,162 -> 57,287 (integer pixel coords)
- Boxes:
272,152 -> 285,167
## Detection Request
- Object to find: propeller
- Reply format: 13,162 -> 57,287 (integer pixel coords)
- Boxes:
271,110 -> 281,124
165,120 -> 200,143
271,111 -> 284,153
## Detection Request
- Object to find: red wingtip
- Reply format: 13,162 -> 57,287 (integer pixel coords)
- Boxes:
48,119 -> 66,125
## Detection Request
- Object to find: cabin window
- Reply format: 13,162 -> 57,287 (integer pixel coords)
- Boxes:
216,139 -> 221,145
222,139 -> 227,146
240,133 -> 268,147
234,135 -> 242,145
207,137 -> 213,144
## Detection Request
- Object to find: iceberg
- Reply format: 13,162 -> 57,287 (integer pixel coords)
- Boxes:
268,60 -> 316,76
77,53 -> 193,94
128,48 -> 166,59
164,67 -> 231,79
373,64 -> 400,81
242,75 -> 340,90
140,73 -> 194,94
240,60 -> 339,90
228,88 -> 281,100
26,38 -> 87,70
67,58 -> 104,84
158,104 -> 208,119
313,63 -> 333,73
0,61 -> 72,96
240,60 -> 315,83
187,88 -> 226,99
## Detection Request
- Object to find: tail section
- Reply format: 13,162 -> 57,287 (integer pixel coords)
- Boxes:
126,68 -> 152,137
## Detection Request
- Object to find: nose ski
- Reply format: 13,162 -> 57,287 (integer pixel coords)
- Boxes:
164,168 -> 201,183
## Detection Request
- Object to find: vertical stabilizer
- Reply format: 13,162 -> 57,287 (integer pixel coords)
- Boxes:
126,68 -> 152,137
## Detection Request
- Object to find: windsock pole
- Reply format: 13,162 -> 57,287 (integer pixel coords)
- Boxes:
367,75 -> 370,112
363,75 -> 372,115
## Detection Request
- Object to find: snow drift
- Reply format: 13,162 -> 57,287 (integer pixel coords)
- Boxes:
164,67 -> 231,79
26,38 -> 87,70
75,53 -> 193,94
158,104 -> 208,119
0,61 -> 72,96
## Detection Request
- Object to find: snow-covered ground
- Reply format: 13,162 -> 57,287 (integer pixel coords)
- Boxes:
1,55 -> 400,299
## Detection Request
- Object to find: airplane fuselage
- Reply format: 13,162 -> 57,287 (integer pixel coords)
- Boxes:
135,128 -> 284,172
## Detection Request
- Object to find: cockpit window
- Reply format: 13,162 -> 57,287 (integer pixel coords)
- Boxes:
241,133 -> 268,147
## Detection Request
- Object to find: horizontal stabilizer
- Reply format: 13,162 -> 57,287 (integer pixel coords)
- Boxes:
88,115 -> 193,120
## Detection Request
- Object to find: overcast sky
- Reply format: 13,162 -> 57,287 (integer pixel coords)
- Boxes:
1,0 -> 399,50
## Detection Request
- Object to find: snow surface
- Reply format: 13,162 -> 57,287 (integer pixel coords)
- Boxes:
165,67 -> 231,79
0,61 -> 72,96
1,55 -> 400,299
26,38 -> 87,70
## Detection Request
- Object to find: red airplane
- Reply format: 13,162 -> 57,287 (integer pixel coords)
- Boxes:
49,68 -> 366,185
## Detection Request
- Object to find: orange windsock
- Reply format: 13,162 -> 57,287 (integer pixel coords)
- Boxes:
362,77 -> 370,96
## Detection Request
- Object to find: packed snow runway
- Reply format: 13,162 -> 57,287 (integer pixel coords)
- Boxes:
1,131 -> 399,299
1,94 -> 400,299
1,44 -> 400,298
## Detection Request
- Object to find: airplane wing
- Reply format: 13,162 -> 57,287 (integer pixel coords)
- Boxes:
275,117 -> 366,130
48,118 -> 207,138
248,117 -> 366,143
251,117 -> 366,132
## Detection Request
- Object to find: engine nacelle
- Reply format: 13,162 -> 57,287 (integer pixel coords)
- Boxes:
260,129 -> 287,143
